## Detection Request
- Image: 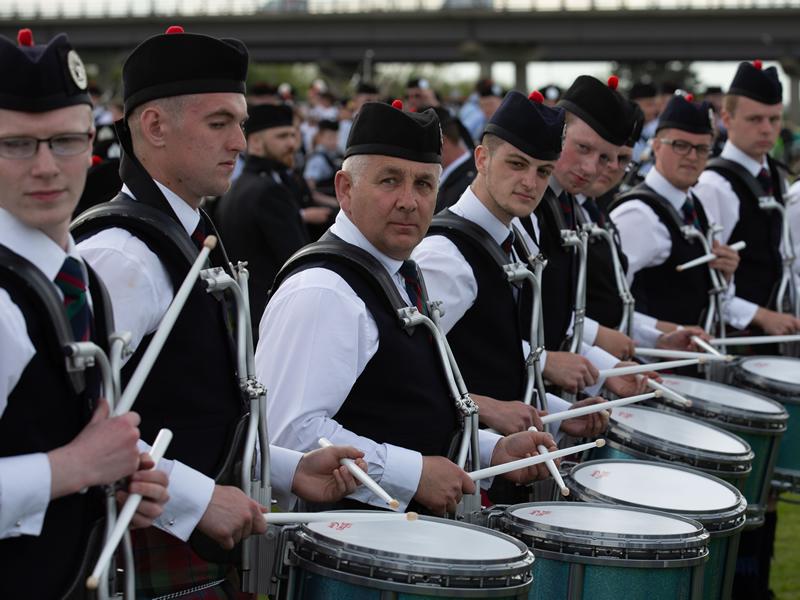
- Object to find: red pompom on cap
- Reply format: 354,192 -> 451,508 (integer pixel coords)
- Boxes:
91,155 -> 103,167
685,93 -> 694,102
528,90 -> 544,104
165,25 -> 185,34
607,75 -> 619,90
753,59 -> 763,70
391,99 -> 404,110
17,29 -> 33,47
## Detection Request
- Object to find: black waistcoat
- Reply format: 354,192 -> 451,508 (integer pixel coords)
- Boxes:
577,200 -> 630,329
532,188 -> 576,350
435,157 -> 477,213
427,219 -> 526,401
704,156 -> 784,308
0,246 -> 109,599
71,142 -> 245,479
614,184 -> 712,325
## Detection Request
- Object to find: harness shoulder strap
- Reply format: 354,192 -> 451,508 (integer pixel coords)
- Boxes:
428,210 -> 509,269
613,185 -> 687,232
705,157 -> 766,203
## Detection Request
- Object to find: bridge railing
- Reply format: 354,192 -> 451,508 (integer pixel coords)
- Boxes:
2,0 -> 799,18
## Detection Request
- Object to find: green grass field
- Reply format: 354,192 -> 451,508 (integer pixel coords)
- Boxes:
772,493 -> 800,600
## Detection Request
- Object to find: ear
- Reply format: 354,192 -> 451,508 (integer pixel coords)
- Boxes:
138,106 -> 169,149
720,108 -> 732,129
335,170 -> 353,214
474,144 -> 489,175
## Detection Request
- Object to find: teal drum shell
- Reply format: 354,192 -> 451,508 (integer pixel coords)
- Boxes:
588,405 -> 753,490
653,375 -> 788,527
731,356 -> 800,494
565,460 -> 747,600
495,502 -> 709,600
286,515 -> 534,599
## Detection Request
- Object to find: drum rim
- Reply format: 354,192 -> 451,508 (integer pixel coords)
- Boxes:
565,459 -> 748,532
734,356 -> 800,403
293,514 -> 535,580
605,405 -> 754,470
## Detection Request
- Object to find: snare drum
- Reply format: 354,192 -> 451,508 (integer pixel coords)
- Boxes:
590,405 -> 753,490
732,356 -> 800,493
656,375 -> 787,526
496,502 -> 709,600
282,514 -> 534,598
565,460 -> 747,600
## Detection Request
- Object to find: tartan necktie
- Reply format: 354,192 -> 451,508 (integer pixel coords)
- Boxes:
583,198 -> 606,227
399,260 -> 426,315
558,191 -> 576,229
681,196 -> 702,230
501,231 -> 514,259
757,167 -> 773,196
190,218 -> 207,251
54,256 -> 91,342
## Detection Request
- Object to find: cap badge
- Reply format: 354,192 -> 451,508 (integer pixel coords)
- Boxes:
67,50 -> 88,90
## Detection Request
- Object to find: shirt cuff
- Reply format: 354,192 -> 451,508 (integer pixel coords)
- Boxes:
0,453 -> 51,538
269,445 -> 303,511
581,343 -> 619,395
725,296 -> 760,330
477,429 -> 502,489
632,319 -> 662,348
153,460 -> 215,541
351,444 -> 422,512
544,393 -> 571,442
582,318 -> 599,346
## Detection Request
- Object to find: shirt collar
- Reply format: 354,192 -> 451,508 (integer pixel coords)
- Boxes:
329,211 -> 404,277
0,207 -> 80,281
575,193 -> 587,206
440,150 -> 471,185
451,185 -> 513,245
548,176 -> 565,198
646,167 -> 691,211
721,140 -> 767,176
121,180 -> 201,236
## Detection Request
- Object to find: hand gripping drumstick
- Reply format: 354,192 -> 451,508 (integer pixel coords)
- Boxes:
527,426 -> 569,497
114,237 -> 217,417
468,440 -> 604,482
539,391 -> 660,425
598,358 -> 702,379
675,241 -> 746,272
263,511 -> 418,525
318,437 -> 400,510
86,429 -> 173,590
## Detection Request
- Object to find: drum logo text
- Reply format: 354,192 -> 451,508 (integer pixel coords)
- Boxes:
529,510 -> 552,516
590,470 -> 610,479
327,522 -> 353,531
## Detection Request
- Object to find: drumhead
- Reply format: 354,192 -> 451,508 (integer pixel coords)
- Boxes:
661,376 -> 785,415
610,406 -> 749,454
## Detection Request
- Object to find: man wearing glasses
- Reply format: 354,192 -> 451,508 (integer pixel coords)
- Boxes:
609,93 -> 745,329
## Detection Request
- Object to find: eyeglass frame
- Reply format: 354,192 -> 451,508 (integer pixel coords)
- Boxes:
657,137 -> 712,158
0,132 -> 94,160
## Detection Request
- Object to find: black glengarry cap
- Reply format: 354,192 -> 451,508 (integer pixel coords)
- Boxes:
656,93 -> 714,135
728,60 -> 783,105
245,103 -> 294,136
559,75 -> 632,146
483,90 -> 565,161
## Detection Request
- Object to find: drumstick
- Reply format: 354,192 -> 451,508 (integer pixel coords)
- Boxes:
691,335 -> 723,356
642,377 -> 692,408
528,426 -> 569,496
468,440 -> 604,482
675,241 -> 746,272
539,391 -> 659,425
598,358 -> 702,379
709,334 -> 800,346
635,348 -> 732,362
115,236 -> 217,416
318,437 -> 400,510
263,511 -> 418,525
86,429 -> 173,590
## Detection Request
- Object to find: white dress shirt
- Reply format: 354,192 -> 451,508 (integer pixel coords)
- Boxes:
256,210 -> 505,511
78,180 -> 302,539
412,186 -> 616,398
610,167 -> 758,329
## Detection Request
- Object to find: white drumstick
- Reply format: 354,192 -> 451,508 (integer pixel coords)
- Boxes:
691,335 -> 723,356
115,237 -> 217,416
528,426 -> 569,497
468,440 -> 604,482
635,348 -> 732,362
675,241 -> 746,272
86,429 -> 173,590
642,378 -> 692,408
263,511 -> 418,525
540,391 -> 660,425
598,358 -> 702,379
318,437 -> 399,510
709,334 -> 800,346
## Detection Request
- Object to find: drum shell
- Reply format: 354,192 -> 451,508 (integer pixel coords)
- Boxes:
565,460 -> 746,600
495,502 -> 709,600
284,515 -> 534,599
731,356 -> 800,494
650,376 -> 787,526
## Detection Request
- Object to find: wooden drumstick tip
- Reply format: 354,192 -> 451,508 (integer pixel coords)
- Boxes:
560,487 -> 570,497
203,235 -> 218,250
85,576 -> 99,590
595,439 -> 606,448
406,511 -> 419,521
653,390 -> 663,398
389,499 -> 400,509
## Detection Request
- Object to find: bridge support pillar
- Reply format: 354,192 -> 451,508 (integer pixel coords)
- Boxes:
514,59 -> 528,92
480,60 -> 493,80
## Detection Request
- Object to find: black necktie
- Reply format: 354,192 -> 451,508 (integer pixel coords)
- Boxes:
558,191 -> 576,229
583,198 -> 605,227
399,260 -> 425,315
191,218 -> 207,251
501,231 -> 514,260
757,167 -> 773,196
681,196 -> 702,230
55,256 -> 92,342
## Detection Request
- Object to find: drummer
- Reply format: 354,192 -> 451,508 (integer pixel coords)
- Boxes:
694,61 -> 800,336
257,100 -> 561,516
74,26 -> 372,599
0,29 -> 169,598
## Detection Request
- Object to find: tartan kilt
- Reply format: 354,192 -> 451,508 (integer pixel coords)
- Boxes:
130,528 -> 253,600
